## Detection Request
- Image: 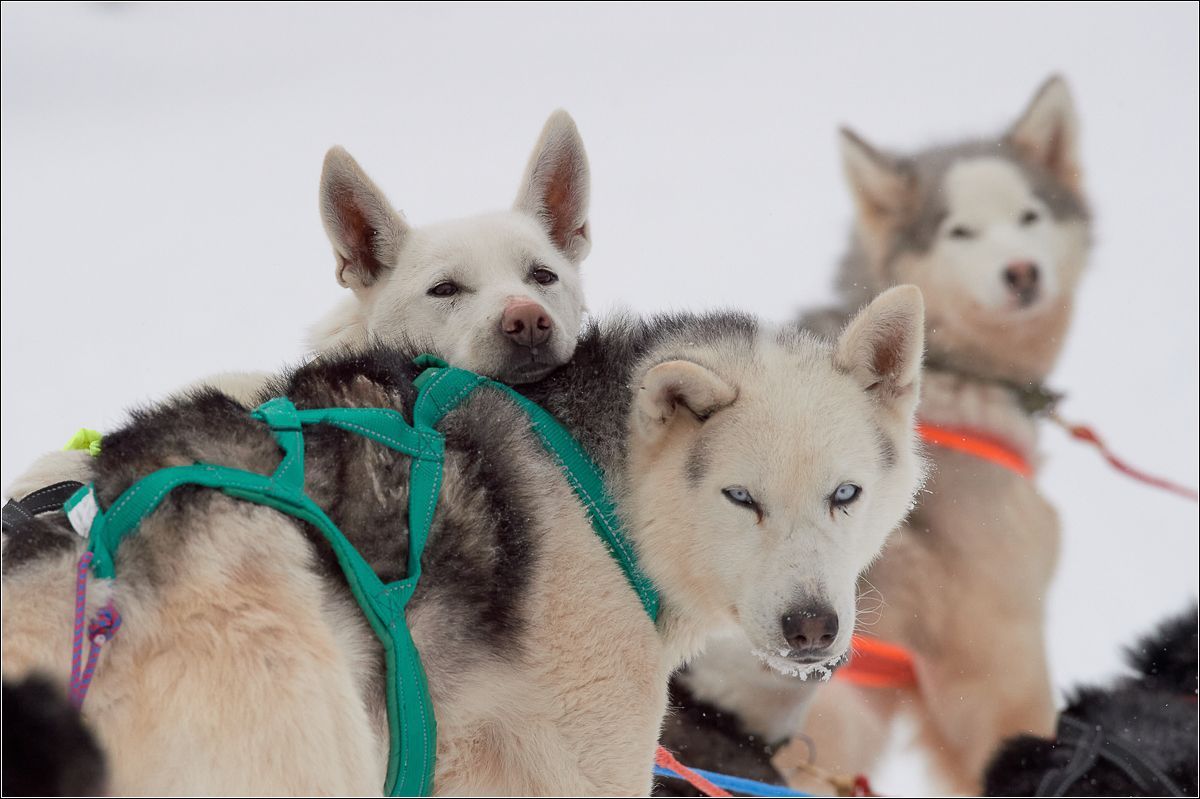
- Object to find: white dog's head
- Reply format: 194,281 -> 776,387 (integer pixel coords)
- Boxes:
313,111 -> 590,384
628,287 -> 926,675
839,76 -> 1090,379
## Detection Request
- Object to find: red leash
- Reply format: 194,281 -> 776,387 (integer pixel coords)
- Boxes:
655,745 -> 731,797
839,414 -> 1197,693
1047,411 -> 1198,503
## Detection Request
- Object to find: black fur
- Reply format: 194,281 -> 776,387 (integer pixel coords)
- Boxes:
984,603 -> 1199,796
654,677 -> 786,796
520,310 -> 760,475
1,512 -> 80,575
2,675 -> 107,796
85,344 -> 541,658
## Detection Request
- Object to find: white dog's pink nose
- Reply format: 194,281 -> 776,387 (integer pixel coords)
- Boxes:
501,299 -> 552,348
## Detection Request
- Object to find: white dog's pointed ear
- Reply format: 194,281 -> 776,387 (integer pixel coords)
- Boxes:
515,110 -> 591,264
1009,75 -> 1082,192
635,360 -> 738,443
320,146 -> 409,291
840,127 -> 914,230
834,285 -> 925,412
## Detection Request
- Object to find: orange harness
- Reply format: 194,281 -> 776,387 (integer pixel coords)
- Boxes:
836,422 -> 1032,689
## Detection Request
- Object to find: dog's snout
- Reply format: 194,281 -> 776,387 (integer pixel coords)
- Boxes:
1002,261 -> 1040,305
501,299 -> 553,348
781,606 -> 839,653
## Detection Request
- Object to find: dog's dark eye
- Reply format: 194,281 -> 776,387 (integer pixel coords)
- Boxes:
427,281 -> 460,298
948,225 -> 975,240
830,483 -> 861,509
1019,209 -> 1040,226
531,267 -> 558,286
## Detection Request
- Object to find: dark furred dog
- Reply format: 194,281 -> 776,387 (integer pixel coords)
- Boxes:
2,676 -> 107,796
984,604 -> 1198,796
655,674 -> 803,796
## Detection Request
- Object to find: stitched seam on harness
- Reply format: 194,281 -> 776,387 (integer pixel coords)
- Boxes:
5,500 -> 35,523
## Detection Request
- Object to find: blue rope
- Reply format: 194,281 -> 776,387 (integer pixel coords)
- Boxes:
654,764 -> 813,797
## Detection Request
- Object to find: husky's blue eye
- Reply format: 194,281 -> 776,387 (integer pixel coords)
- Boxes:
428,281 -> 459,298
723,486 -> 764,522
831,483 -> 861,507
722,486 -> 756,508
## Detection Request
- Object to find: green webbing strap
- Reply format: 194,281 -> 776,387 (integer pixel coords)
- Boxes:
70,355 -> 659,796
411,356 -> 659,620
80,396 -> 443,795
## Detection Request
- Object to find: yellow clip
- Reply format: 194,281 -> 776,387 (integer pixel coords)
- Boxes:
64,428 -> 103,457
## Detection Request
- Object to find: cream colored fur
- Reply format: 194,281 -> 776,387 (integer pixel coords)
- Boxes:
2,290 -> 927,795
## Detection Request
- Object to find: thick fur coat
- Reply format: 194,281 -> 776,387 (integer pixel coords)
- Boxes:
2,291 -> 926,795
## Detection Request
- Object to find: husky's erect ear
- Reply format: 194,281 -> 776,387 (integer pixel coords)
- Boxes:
1009,75 -> 1082,193
514,110 -> 591,264
320,147 -> 409,291
834,285 -> 925,413
634,360 -> 738,443
840,127 -> 915,239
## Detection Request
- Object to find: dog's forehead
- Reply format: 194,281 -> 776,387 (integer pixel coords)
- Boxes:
718,349 -> 885,485
419,212 -> 562,272
942,157 -> 1035,218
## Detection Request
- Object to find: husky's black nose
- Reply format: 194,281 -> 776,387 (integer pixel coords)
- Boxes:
1003,261 -> 1040,305
781,606 -> 839,654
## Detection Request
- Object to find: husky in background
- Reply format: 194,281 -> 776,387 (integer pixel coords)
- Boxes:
662,76 -> 1091,795
4,109 -> 592,524
1,287 -> 927,794
785,73 -> 1090,794
313,109 -> 592,386
218,107 -> 594,402
985,603 -> 1198,796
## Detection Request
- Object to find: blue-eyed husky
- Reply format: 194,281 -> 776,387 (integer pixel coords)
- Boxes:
2,288 -> 926,794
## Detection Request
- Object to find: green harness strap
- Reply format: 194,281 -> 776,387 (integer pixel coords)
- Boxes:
68,356 -> 659,796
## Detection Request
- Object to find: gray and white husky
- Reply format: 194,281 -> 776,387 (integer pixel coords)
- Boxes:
665,76 -> 1091,795
2,288 -> 926,794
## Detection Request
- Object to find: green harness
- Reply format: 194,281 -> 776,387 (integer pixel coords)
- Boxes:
65,355 -> 660,796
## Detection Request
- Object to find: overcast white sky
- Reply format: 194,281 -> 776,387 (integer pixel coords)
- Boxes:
2,3 -> 1196,792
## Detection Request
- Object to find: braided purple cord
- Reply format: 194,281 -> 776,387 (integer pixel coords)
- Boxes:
68,552 -> 92,706
68,552 -> 121,708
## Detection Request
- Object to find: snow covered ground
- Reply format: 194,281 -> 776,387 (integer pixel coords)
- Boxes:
3,3 -> 1196,793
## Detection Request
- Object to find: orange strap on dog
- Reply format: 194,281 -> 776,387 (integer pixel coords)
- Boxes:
836,634 -> 917,689
916,422 -> 1033,478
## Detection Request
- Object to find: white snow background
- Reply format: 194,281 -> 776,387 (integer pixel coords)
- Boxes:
2,3 -> 1197,793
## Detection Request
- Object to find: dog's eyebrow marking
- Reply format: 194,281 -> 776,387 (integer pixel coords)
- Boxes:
685,437 -> 709,486
876,425 -> 896,468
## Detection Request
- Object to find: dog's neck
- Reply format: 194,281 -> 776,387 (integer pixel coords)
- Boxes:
918,357 -> 1056,463
519,318 -> 749,669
